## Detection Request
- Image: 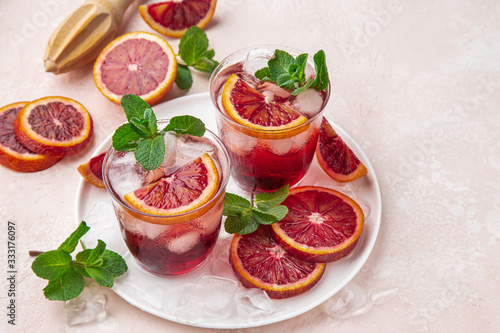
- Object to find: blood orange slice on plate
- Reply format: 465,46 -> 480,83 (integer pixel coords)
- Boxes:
270,186 -> 364,263
221,73 -> 308,139
93,31 -> 177,106
125,153 -> 219,216
14,96 -> 93,157
77,152 -> 106,188
316,117 -> 368,182
229,225 -> 325,299
0,102 -> 61,172
139,0 -> 217,38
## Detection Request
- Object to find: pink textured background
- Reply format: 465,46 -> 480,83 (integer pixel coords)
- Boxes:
1,0 -> 499,332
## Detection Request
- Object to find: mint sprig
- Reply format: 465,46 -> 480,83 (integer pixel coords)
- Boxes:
31,221 -> 127,301
112,94 -> 205,170
175,26 -> 219,90
255,49 -> 329,96
223,185 -> 289,234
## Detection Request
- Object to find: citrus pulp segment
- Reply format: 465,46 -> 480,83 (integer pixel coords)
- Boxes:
13,96 -> 93,157
316,117 -> 368,182
221,73 -> 308,139
93,31 -> 177,105
229,225 -> 325,299
270,186 -> 364,263
124,153 -> 219,216
77,152 -> 106,188
0,102 -> 62,172
139,0 -> 217,38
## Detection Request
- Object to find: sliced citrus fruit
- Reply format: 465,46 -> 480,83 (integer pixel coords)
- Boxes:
139,0 -> 217,38
0,102 -> 61,172
14,96 -> 93,157
316,117 -> 368,182
221,73 -> 308,139
125,153 -> 219,216
77,152 -> 106,188
270,186 -> 364,263
229,225 -> 325,299
93,31 -> 177,106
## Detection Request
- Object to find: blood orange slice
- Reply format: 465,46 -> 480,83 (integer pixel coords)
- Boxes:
0,102 -> 61,172
270,186 -> 364,263
93,31 -> 177,106
125,153 -> 219,216
77,152 -> 106,188
221,73 -> 308,139
316,117 -> 368,182
229,225 -> 325,299
139,0 -> 217,38
14,96 -> 93,157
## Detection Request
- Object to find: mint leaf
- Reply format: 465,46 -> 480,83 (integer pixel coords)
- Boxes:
85,267 -> 115,288
121,94 -> 153,122
43,267 -> 85,301
58,221 -> 90,253
223,192 -> 251,216
255,67 -> 272,81
179,26 -> 209,66
312,50 -> 329,91
129,117 -> 152,137
32,250 -> 72,280
264,205 -> 289,221
135,136 -> 165,171
255,185 -> 289,210
175,65 -> 193,90
101,250 -> 128,277
144,108 -> 158,134
163,115 -> 205,136
251,208 -> 281,225
224,215 -> 247,234
112,123 -> 142,151
84,240 -> 106,267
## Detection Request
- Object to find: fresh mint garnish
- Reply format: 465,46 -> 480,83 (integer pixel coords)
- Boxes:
223,185 -> 289,234
31,221 -> 127,301
255,49 -> 329,96
112,94 -> 206,170
175,26 -> 219,90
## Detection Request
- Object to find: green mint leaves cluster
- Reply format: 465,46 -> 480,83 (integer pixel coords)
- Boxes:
175,26 -> 219,90
255,49 -> 329,96
31,221 -> 127,301
112,94 -> 205,170
223,185 -> 289,235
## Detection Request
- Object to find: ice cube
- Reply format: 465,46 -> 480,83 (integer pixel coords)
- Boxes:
235,288 -> 275,319
221,126 -> 258,154
188,276 -> 238,318
167,231 -> 201,254
64,283 -> 107,326
176,135 -> 217,163
161,132 -> 177,168
242,48 -> 274,78
294,88 -> 324,117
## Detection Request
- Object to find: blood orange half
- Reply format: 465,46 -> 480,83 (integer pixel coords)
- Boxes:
0,102 -> 61,172
14,96 -> 93,157
270,186 -> 364,263
221,73 -> 308,139
229,225 -> 325,299
93,31 -> 177,106
77,152 -> 106,188
139,0 -> 217,38
125,153 -> 219,216
316,117 -> 368,182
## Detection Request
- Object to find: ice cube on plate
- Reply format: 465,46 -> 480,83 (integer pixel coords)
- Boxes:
63,282 -> 107,326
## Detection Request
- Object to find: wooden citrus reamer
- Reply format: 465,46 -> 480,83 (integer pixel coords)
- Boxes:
44,0 -> 135,74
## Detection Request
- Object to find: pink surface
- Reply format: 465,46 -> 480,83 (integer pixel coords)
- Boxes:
1,1 -> 499,332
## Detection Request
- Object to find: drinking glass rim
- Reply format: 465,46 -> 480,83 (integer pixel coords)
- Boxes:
102,126 -> 231,220
209,44 -> 331,133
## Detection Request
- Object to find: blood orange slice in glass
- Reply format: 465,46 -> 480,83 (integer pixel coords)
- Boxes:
0,102 -> 61,172
221,73 -> 308,139
14,96 -> 93,157
270,186 -> 364,263
229,225 -> 325,299
139,0 -> 217,38
93,31 -> 177,106
125,153 -> 219,216
316,117 -> 368,182
77,152 -> 106,188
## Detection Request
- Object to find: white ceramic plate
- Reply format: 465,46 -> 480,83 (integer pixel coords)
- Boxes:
74,92 -> 381,329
